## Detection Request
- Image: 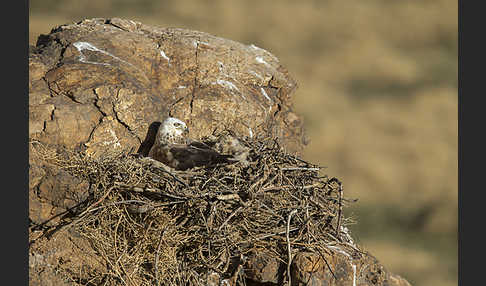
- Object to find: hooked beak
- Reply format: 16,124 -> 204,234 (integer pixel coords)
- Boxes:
183,127 -> 189,135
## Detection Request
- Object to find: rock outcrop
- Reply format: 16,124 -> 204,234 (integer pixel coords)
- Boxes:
29,18 -> 411,286
29,17 -> 306,158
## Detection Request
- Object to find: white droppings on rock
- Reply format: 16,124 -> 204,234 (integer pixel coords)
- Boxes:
217,61 -> 226,74
177,85 -> 187,89
160,50 -> 170,64
193,40 -> 210,48
340,226 -> 355,245
249,44 -> 263,50
255,56 -> 271,67
326,245 -> 353,260
249,44 -> 272,55
216,79 -> 239,92
260,88 -> 272,103
73,42 -> 110,66
249,70 -> 264,81
73,41 -> 136,69
212,79 -> 246,100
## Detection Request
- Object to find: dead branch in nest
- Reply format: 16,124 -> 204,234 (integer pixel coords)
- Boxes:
286,209 -> 298,285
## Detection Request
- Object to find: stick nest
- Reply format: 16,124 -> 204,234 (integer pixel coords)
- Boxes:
30,133 -> 358,285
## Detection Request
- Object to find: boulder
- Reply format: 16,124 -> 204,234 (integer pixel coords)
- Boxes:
29,17 -> 306,158
290,250 -> 412,286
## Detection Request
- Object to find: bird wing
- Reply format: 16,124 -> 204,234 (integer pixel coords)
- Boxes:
187,141 -> 213,150
168,142 -> 234,170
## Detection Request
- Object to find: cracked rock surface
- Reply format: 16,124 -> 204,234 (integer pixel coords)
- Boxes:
29,17 -> 306,158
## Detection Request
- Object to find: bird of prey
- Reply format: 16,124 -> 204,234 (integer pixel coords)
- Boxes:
148,117 -> 236,170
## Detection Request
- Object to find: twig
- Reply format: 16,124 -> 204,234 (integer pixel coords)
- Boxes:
286,209 -> 298,285
308,197 -> 335,217
87,200 -> 147,212
147,189 -> 187,200
221,245 -> 231,273
218,206 -> 243,231
302,183 -> 320,190
86,199 -> 185,214
214,227 -> 299,244
149,166 -> 188,187
305,200 -> 311,245
113,215 -> 123,260
216,194 -> 241,201
336,181 -> 343,241
155,228 -> 167,286
281,167 -> 320,171
260,184 -> 290,192
260,203 -> 285,221
90,185 -> 116,210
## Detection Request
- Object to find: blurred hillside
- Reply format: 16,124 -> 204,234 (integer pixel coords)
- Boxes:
29,1 -> 457,285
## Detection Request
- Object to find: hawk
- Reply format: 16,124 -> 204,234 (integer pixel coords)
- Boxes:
148,117 -> 236,170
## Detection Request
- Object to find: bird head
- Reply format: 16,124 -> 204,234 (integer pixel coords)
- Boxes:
158,117 -> 189,144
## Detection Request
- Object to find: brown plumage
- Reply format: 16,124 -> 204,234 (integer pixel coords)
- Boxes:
148,117 -> 235,170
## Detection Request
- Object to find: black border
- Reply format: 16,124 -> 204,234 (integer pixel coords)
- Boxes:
458,0 -> 481,285
6,0 -> 29,284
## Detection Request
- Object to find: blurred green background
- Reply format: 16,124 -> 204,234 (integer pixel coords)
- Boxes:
29,1 -> 457,285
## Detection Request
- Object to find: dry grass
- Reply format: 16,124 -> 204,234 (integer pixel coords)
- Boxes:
29,1 -> 457,285
30,134 -> 358,285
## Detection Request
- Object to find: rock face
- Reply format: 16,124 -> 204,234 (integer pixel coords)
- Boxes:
29,18 -> 411,286
29,17 -> 306,159
243,248 -> 412,286
290,251 -> 411,286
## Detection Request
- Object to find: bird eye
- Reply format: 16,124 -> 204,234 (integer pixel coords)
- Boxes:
173,122 -> 181,127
